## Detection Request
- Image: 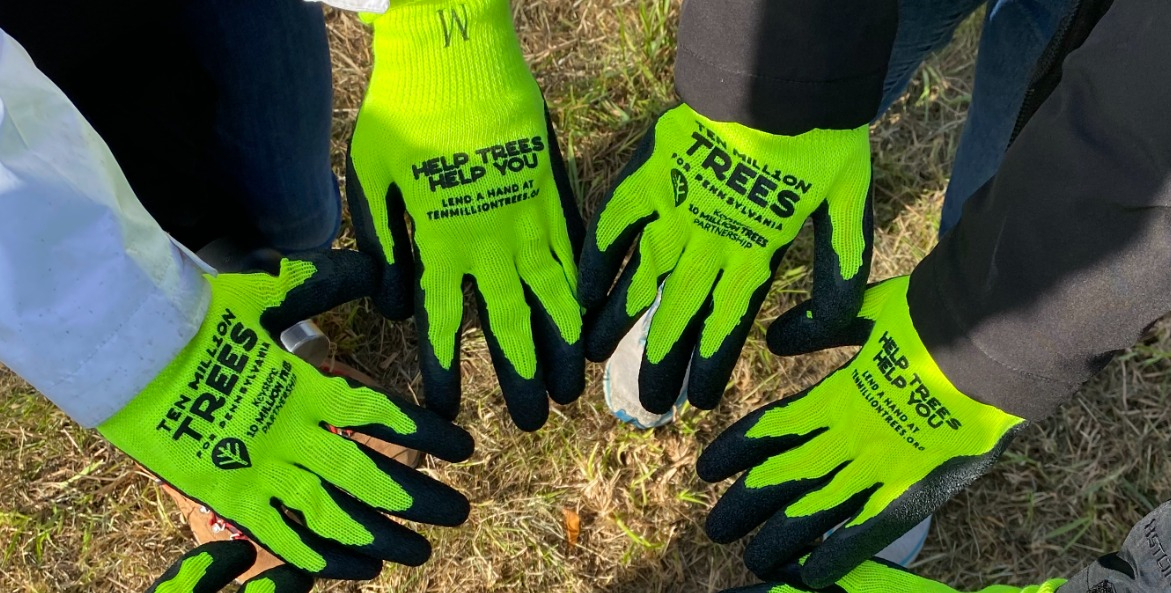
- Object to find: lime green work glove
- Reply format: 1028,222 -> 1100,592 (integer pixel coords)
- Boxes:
99,251 -> 474,580
697,276 -> 1026,587
579,103 -> 873,413
145,541 -> 312,593
720,559 -> 1066,593
347,0 -> 585,432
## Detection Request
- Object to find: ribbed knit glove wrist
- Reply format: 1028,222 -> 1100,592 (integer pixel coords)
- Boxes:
100,251 -> 474,580
348,0 -> 585,432
699,276 -> 1025,587
720,558 -> 1065,593
145,542 -> 313,593
579,103 -> 873,413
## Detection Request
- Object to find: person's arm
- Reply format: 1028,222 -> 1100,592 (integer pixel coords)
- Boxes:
718,500 -> 1171,592
674,0 -> 898,135
0,30 -> 209,427
908,0 -> 1171,420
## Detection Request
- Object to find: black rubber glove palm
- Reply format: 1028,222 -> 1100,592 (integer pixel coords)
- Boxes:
145,541 -> 312,593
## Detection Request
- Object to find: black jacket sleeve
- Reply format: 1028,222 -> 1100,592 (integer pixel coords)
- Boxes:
907,0 -> 1171,421
674,0 -> 898,135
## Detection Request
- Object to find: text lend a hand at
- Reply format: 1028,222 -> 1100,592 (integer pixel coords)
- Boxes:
349,0 -> 585,432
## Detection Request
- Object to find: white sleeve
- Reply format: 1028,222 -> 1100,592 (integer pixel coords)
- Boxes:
0,31 -> 210,428
308,0 -> 389,14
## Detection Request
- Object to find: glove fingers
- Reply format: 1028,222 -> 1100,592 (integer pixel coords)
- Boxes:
786,462 -> 878,519
801,153 -> 873,337
322,378 -> 474,463
518,246 -> 585,405
583,219 -> 682,362
688,254 -> 782,409
628,219 -> 686,316
301,433 -> 470,527
768,274 -> 910,357
636,254 -> 720,413
345,151 -> 414,320
696,391 -> 824,483
782,558 -> 946,593
750,558 -> 933,593
704,438 -> 843,544
800,430 -> 1019,589
802,515 -> 909,589
582,246 -> 651,362
638,305 -> 706,414
719,585 -> 808,593
767,192 -> 874,356
578,126 -> 660,310
811,181 -> 874,320
217,499 -> 381,580
309,483 -> 433,568
415,261 -> 465,421
543,107 -> 586,258
258,250 -> 380,336
530,292 -> 585,406
471,269 -> 549,431
741,462 -> 880,579
751,555 -> 812,585
239,565 -> 314,593
145,541 -> 256,593
746,489 -> 872,581
278,468 -> 374,547
767,299 -> 875,356
578,208 -> 655,311
279,471 -> 432,567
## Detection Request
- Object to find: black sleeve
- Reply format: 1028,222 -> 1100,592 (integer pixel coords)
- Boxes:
673,0 -> 898,135
907,0 -> 1171,421
1058,500 -> 1171,593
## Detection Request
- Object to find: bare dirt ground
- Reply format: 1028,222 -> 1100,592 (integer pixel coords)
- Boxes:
3,2 -> 1170,592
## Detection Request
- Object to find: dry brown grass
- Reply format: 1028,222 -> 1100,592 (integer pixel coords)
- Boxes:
3,3 -> 1170,592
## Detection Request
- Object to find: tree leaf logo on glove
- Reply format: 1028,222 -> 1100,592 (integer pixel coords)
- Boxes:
671,168 -> 689,206
212,438 -> 252,470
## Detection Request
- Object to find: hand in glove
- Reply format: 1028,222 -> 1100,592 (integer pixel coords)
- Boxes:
348,0 -> 585,432
719,558 -> 1065,593
145,541 -> 312,593
698,276 -> 1024,586
579,103 -> 872,413
719,498 -> 1171,593
100,251 -> 474,579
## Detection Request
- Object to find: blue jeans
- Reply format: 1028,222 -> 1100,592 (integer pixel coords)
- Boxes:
179,0 -> 341,252
1,0 -> 340,253
878,0 -> 1076,235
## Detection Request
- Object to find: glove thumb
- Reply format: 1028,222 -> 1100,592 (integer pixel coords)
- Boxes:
767,298 -> 872,356
767,276 -> 908,356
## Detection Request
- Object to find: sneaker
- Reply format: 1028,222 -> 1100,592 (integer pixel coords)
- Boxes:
603,287 -> 689,429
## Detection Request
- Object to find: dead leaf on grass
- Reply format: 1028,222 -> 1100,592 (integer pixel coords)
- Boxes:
563,508 -> 581,551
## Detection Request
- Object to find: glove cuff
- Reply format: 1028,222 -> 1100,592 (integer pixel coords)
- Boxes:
365,0 -> 537,109
861,277 -> 1025,446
